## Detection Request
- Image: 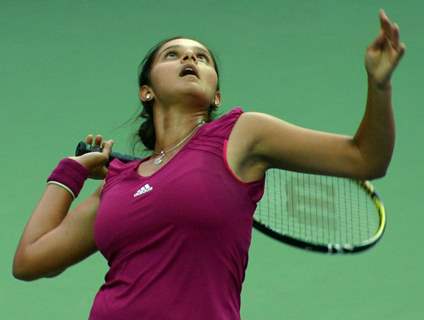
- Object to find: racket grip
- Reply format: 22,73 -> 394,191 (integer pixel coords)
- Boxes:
75,141 -> 140,164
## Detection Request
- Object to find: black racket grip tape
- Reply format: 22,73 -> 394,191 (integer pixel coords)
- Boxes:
75,141 -> 141,164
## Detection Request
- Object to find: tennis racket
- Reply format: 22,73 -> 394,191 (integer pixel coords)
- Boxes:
75,141 -> 386,254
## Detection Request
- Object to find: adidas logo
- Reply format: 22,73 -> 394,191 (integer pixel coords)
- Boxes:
133,184 -> 153,197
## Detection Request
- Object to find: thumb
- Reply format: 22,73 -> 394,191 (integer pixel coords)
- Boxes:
102,139 -> 114,158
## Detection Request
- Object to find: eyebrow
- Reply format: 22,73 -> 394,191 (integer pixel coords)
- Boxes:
159,44 -> 211,57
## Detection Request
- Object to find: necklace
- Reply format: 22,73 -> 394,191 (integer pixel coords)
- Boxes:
152,118 -> 205,165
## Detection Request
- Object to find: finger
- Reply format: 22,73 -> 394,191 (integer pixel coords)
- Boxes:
379,9 -> 391,29
94,134 -> 103,146
399,42 -> 406,56
391,23 -> 401,50
389,42 -> 406,73
85,134 -> 94,145
396,42 -> 406,61
379,9 -> 394,42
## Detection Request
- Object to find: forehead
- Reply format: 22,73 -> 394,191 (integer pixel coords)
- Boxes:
158,38 -> 209,54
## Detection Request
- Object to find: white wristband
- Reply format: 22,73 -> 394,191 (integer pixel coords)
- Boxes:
47,181 -> 76,200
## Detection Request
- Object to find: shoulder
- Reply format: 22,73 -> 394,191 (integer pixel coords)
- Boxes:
229,110 -> 273,149
226,109 -> 272,182
105,158 -> 140,181
205,107 -> 244,133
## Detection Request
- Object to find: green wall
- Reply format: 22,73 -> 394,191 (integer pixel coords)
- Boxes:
1,0 -> 422,318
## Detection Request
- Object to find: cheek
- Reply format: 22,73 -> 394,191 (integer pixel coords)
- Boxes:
205,70 -> 219,90
150,69 -> 170,87
149,63 -> 178,87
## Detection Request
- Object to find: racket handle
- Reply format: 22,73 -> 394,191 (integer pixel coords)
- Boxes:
75,141 -> 140,164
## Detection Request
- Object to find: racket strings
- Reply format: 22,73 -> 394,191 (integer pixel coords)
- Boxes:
254,169 -> 380,247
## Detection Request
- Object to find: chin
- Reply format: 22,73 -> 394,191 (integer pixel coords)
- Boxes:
177,87 -> 212,106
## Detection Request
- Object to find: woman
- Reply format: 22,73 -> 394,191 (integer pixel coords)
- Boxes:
13,10 -> 405,320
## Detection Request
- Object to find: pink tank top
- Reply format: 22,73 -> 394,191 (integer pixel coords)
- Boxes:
89,107 -> 265,320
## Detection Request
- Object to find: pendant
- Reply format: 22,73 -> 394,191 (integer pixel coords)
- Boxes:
153,151 -> 165,165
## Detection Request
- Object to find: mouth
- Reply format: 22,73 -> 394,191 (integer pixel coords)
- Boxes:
179,64 -> 199,78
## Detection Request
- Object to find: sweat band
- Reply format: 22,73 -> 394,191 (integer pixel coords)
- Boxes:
47,158 -> 89,199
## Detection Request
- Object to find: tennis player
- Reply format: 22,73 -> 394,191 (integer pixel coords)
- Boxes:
13,10 -> 404,320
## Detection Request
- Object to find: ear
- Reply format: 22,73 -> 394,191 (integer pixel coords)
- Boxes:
139,85 -> 154,102
213,91 -> 222,107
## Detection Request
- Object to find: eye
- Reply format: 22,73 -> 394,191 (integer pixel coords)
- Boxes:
197,53 -> 209,62
164,51 -> 177,59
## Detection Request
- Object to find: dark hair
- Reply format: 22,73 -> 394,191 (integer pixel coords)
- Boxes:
136,36 -> 221,151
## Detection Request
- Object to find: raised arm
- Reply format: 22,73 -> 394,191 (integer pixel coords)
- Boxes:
235,10 -> 405,181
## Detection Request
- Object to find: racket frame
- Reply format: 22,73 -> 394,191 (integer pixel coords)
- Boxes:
252,178 -> 386,254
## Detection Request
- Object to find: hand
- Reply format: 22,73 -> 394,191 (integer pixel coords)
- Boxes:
365,9 -> 406,89
68,134 -> 114,179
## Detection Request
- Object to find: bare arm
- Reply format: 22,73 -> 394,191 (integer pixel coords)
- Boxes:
12,135 -> 113,281
239,79 -> 394,180
238,10 -> 405,180
12,184 -> 102,280
352,80 -> 394,178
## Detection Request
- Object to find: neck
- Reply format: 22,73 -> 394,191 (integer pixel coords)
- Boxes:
152,102 -> 209,153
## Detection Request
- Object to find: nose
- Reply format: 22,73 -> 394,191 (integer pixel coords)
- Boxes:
181,50 -> 197,63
